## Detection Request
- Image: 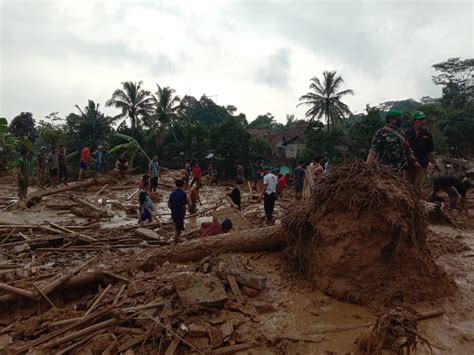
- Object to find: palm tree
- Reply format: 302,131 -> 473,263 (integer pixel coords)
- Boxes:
147,85 -> 181,144
297,71 -> 354,131
70,100 -> 115,144
106,81 -> 154,137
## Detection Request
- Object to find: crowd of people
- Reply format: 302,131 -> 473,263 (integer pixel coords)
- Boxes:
14,108 -> 471,240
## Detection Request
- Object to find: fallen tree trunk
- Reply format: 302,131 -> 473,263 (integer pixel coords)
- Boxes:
20,178 -> 108,208
141,225 -> 281,268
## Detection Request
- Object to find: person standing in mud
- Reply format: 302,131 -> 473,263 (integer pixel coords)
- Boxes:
294,161 -> 305,200
405,111 -> 440,190
259,166 -> 277,225
57,145 -> 68,185
190,162 -> 202,187
168,179 -> 188,241
235,162 -> 245,181
79,144 -> 94,180
138,179 -> 154,224
37,146 -> 47,189
16,150 -> 29,200
367,110 -> 420,174
148,155 -> 160,192
46,146 -> 59,188
188,182 -> 203,214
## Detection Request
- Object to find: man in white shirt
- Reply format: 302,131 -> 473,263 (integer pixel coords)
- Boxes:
259,166 -> 277,225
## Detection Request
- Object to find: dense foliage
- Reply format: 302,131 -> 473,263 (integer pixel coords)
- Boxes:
1,57 -> 472,175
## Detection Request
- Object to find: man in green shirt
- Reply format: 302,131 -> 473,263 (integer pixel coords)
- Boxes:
367,109 -> 420,174
16,150 -> 29,199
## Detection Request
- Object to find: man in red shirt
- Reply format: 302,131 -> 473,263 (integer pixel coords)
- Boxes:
79,144 -> 95,180
276,173 -> 289,198
199,218 -> 233,238
190,163 -> 202,187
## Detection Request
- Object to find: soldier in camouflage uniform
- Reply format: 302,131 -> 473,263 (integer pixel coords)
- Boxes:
367,110 -> 420,174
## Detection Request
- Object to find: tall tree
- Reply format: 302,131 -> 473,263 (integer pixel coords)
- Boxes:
106,81 -> 154,136
432,57 -> 474,109
66,100 -> 114,145
297,71 -> 354,131
8,112 -> 38,142
146,85 -> 181,144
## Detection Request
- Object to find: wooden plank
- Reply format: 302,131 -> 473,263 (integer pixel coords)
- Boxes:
227,275 -> 244,304
164,336 -> 180,355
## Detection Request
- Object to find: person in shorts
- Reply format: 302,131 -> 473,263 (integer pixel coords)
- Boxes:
79,144 -> 94,180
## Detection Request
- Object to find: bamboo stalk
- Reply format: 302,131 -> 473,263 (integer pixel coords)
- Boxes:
83,284 -> 111,318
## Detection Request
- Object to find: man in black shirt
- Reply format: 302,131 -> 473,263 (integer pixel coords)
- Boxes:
405,111 -> 440,190
427,176 -> 471,211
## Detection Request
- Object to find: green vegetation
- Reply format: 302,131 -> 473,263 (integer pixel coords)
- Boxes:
1,57 -> 472,175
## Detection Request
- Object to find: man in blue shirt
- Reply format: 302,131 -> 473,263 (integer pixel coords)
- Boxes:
148,155 -> 160,192
168,179 -> 188,240
93,146 -> 108,175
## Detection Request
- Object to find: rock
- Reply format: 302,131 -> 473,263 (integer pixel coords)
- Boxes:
242,286 -> 259,297
253,301 -> 277,313
172,273 -> 227,306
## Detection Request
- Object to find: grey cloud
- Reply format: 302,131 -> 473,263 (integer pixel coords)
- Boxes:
257,48 -> 292,89
1,2 -> 177,77
225,1 -> 472,76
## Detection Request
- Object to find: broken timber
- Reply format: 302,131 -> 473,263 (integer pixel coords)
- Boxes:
142,225 -> 281,266
20,178 -> 108,208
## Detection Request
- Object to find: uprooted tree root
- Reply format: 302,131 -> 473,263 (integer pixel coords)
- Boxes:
281,161 -> 455,308
356,306 -> 433,355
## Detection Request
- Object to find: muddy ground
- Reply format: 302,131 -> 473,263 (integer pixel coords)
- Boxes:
0,168 -> 473,354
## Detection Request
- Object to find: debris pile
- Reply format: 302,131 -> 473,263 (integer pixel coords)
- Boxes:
356,306 -> 432,354
281,161 -> 455,307
0,250 -> 273,353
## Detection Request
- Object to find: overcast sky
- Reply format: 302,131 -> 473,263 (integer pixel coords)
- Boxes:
0,0 -> 472,124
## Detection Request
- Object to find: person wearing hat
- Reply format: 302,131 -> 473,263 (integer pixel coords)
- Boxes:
37,146 -> 47,189
259,166 -> 278,225
199,218 -> 233,238
405,111 -> 440,190
367,109 -> 420,174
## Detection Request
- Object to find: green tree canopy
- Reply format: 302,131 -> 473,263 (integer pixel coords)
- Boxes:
432,57 -> 474,109
248,113 -> 276,129
209,117 -> 250,176
8,112 -> 38,142
66,100 -> 114,148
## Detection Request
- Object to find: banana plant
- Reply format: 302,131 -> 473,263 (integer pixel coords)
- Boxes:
109,133 -> 151,167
